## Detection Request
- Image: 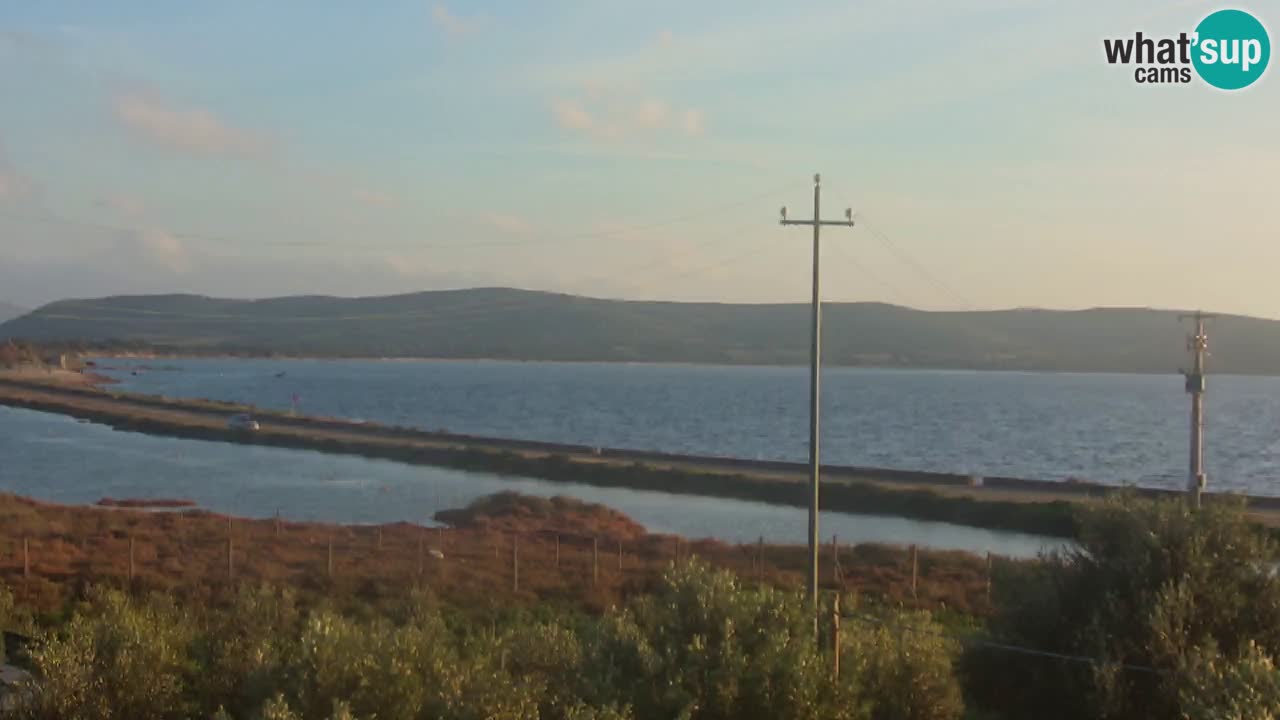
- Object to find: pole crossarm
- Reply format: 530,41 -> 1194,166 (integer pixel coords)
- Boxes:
781,219 -> 857,227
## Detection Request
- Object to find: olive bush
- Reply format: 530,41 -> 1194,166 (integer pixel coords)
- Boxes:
15,589 -> 193,720
1,563 -> 971,720
576,561 -> 861,720
968,496 -> 1280,720
842,610 -> 963,720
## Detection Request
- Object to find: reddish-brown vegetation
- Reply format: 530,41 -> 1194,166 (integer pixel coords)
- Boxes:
435,491 -> 647,539
0,491 -> 1003,618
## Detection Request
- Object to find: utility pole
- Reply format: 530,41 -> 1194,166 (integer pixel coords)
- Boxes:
780,173 -> 854,620
1180,311 -> 1215,509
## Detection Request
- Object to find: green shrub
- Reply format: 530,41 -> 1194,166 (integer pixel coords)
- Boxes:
842,609 -> 963,720
1178,640 -> 1280,720
578,560 -> 862,720
191,585 -> 302,718
0,583 -> 12,665
17,589 -> 193,720
0,561 -> 974,720
968,496 -> 1280,719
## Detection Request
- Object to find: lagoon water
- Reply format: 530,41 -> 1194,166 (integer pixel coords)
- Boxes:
0,405 -> 1062,557
12,356 -> 1280,557
95,358 -> 1280,495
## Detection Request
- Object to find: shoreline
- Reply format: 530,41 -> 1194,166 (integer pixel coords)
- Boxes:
70,352 -> 1253,377
2,375 -> 1274,539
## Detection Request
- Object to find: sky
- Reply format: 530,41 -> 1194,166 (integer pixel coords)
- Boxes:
0,0 -> 1277,316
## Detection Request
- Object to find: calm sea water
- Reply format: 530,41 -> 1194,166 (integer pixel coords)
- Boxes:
95,358 -> 1280,495
0,405 -> 1061,557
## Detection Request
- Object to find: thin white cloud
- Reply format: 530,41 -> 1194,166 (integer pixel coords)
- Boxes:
635,98 -> 670,129
552,99 -> 595,132
681,109 -> 704,136
102,193 -> 146,218
431,3 -> 484,37
487,213 -> 533,234
524,1 -> 1067,93
137,227 -> 191,274
550,92 -> 706,141
96,191 -> 192,274
352,188 -> 398,209
112,94 -> 272,158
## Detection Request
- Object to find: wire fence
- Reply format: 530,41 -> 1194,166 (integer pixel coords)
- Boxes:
0,510 -> 1004,613
0,511 -> 1161,679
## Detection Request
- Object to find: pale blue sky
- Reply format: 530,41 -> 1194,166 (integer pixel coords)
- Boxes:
0,1 -> 1277,315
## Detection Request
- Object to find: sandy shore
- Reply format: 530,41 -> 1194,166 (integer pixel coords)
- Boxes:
0,367 -> 115,387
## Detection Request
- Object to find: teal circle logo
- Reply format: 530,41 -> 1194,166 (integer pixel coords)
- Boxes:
1192,9 -> 1270,90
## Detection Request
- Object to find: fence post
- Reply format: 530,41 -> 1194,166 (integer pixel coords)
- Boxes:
228,534 -> 234,582
23,536 -> 30,580
831,533 -> 840,586
555,534 -> 561,569
274,511 -> 282,538
911,545 -> 919,599
673,537 -> 680,564
592,537 -> 599,586
417,527 -> 425,580
512,535 -> 519,593
757,536 -> 764,582
985,552 -> 993,604
377,526 -> 383,552
617,540 -> 623,572
129,536 -> 135,581
328,535 -> 335,579
832,593 -> 841,682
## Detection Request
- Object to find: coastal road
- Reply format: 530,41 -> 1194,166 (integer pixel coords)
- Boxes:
2,374 -> 1276,535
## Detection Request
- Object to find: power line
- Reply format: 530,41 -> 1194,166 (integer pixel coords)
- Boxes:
842,611 -> 1161,675
607,225 -> 778,297
21,233 -> 781,327
826,239 -> 916,308
0,180 -> 808,253
854,213 -> 974,309
568,218 -> 759,295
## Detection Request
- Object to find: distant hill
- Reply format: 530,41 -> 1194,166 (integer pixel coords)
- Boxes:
1,287 -> 1277,373
0,301 -> 26,324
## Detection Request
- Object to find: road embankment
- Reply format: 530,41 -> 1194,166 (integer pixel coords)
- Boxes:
1,376 -> 1273,538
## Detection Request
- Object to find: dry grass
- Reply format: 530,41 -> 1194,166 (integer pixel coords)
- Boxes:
0,492 -> 1004,619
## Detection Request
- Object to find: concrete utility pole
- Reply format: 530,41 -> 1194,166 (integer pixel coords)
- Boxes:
1180,311 -> 1215,509
779,174 -> 854,617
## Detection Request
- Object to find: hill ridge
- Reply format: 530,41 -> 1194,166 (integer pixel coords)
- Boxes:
2,288 -> 1276,374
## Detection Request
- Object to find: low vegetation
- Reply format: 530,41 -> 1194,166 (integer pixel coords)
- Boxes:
0,343 -> 43,371
4,494 -> 1279,718
2,562 -> 963,720
0,492 -> 997,617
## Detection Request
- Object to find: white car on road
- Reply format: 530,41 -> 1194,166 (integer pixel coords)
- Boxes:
227,413 -> 260,432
